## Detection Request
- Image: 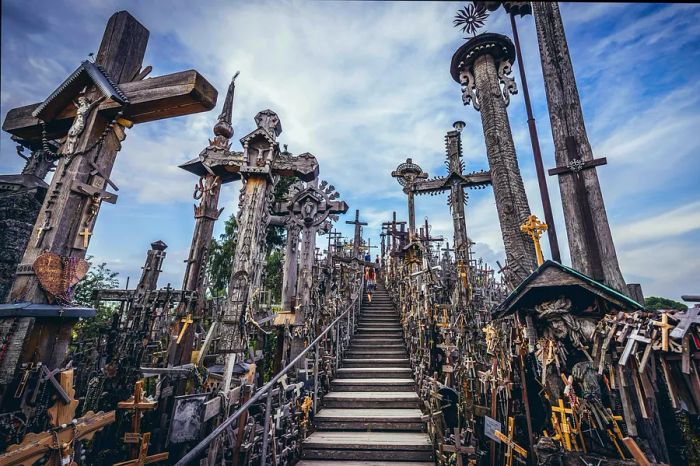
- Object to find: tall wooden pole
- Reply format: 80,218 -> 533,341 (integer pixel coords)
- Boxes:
531,2 -> 627,292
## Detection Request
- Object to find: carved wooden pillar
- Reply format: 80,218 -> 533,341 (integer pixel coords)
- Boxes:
281,222 -> 300,313
532,2 -> 627,293
451,33 -> 537,283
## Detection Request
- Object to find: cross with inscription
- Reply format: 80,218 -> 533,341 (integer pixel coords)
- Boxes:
392,158 -> 428,240
1,11 -> 217,386
345,209 -> 367,260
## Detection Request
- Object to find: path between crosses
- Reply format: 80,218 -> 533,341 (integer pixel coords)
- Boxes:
299,283 -> 434,465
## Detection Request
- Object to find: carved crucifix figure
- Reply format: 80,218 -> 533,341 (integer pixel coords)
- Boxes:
218,110 -> 318,392
392,158 -> 428,240
450,32 -> 537,283
0,11 -> 217,389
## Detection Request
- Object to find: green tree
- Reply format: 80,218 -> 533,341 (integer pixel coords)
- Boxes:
71,257 -> 120,343
207,214 -> 238,297
645,296 -> 688,312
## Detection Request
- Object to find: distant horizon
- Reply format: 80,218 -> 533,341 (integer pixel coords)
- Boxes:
1,1 -> 698,303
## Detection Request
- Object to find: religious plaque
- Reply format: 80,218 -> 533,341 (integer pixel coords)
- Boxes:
484,415 -> 502,443
168,393 -> 207,444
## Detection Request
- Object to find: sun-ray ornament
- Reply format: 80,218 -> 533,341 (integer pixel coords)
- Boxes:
453,3 -> 490,38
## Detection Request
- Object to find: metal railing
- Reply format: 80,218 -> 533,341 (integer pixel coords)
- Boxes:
176,276 -> 363,465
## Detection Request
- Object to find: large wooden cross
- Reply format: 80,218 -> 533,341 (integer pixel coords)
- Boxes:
413,126 -> 490,262
1,11 -> 217,385
548,136 -> 607,280
345,209 -> 367,260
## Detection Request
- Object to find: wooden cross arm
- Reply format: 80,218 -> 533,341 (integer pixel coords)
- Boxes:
0,411 -> 115,466
3,70 -> 217,141
547,157 -> 607,176
413,171 -> 492,195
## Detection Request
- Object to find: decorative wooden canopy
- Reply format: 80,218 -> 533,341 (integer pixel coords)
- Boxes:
492,260 -> 643,319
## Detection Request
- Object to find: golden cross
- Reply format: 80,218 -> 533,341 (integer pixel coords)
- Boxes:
494,416 -> 527,466
520,214 -> 548,266
551,398 -> 573,451
112,432 -> 169,466
0,369 -> 115,466
176,314 -> 194,344
78,226 -> 93,248
652,312 -> 674,351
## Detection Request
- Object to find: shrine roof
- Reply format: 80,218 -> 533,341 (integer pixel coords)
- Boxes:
32,60 -> 129,122
491,260 -> 643,319
178,150 -> 245,183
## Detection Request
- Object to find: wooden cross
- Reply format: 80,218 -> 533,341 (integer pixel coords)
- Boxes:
113,432 -> 168,466
548,136 -> 607,280
652,312 -> 675,351
392,158 -> 428,238
441,427 -> 475,466
117,380 -> 157,455
78,227 -> 92,248
551,398 -> 574,451
2,10 -> 217,383
0,369 -> 115,466
618,327 -> 652,367
175,314 -> 194,344
494,416 -> 527,466
669,306 -> 700,340
35,216 -> 53,248
519,214 -> 548,266
345,209 -> 368,259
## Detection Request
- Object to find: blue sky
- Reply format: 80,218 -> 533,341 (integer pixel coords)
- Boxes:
1,2 -> 699,303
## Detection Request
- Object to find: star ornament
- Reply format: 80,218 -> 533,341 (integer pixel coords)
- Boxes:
453,3 -> 490,37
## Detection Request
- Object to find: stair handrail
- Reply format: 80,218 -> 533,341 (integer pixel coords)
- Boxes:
177,274 -> 364,466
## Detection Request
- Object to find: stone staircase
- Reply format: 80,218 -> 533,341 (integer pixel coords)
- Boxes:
299,283 -> 434,465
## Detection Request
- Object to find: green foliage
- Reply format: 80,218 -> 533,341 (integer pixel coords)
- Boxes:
645,296 -> 688,312
207,214 -> 238,297
72,257 -> 119,343
264,250 -> 284,303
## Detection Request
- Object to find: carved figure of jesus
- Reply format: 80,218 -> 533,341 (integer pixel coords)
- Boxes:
61,95 -> 105,154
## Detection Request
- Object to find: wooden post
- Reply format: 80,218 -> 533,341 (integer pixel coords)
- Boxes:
0,10 -> 217,391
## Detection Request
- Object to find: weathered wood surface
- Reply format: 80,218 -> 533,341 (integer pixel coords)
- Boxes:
4,70 -> 217,140
532,2 -> 627,293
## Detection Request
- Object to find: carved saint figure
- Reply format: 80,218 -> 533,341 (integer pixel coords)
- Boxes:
61,95 -> 105,154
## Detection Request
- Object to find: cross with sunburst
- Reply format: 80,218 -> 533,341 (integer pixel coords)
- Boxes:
453,2 -> 490,38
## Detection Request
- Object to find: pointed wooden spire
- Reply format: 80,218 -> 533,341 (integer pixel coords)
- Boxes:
213,71 -> 239,139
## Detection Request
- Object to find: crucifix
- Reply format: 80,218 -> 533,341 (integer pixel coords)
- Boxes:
113,432 -> 169,466
1,10 -> 217,388
345,209 -> 367,260
519,214 -> 548,266
0,369 -> 115,466
669,306 -> 700,340
218,110 -> 319,393
652,312 -> 675,352
551,398 -> 574,451
168,74 -> 242,368
618,327 -> 652,367
392,158 -> 428,240
117,380 -> 157,457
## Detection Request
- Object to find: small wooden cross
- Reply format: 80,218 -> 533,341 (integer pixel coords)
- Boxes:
618,327 -> 651,367
495,416 -> 527,466
78,226 -> 92,248
652,312 -> 674,351
117,380 -> 157,453
551,398 -> 574,451
519,214 -> 548,266
35,218 -> 53,248
670,307 -> 700,340
112,432 -> 168,466
176,314 -> 194,344
441,427 -> 474,466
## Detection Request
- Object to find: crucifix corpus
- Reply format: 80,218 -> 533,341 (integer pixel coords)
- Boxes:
0,11 -> 217,390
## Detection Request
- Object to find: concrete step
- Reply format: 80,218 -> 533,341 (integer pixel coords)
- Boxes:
323,391 -> 420,409
297,461 -> 434,466
336,367 -> 412,379
331,378 -> 415,392
358,321 -> 401,326
356,328 -> 402,333
342,358 -> 410,368
346,351 -> 407,359
315,408 -> 424,431
350,343 -> 405,349
302,432 -> 433,461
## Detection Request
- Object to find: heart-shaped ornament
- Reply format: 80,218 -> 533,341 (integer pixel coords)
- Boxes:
33,252 -> 89,302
